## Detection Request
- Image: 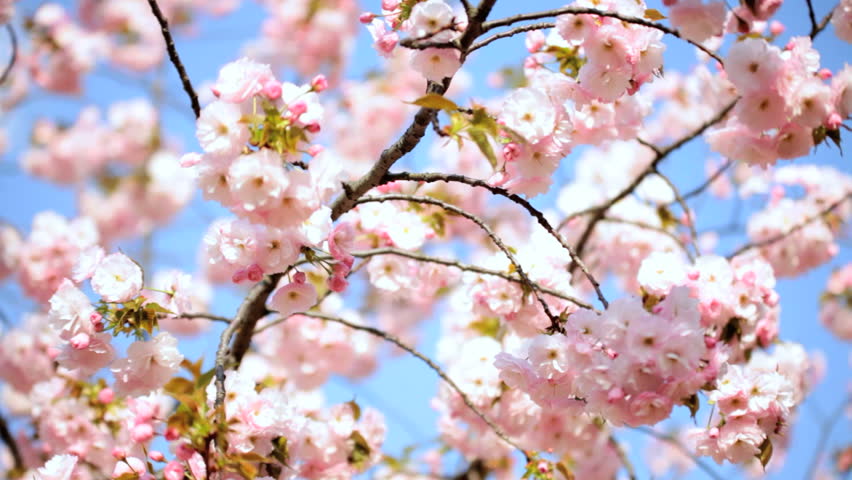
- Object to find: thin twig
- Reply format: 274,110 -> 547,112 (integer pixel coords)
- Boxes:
673,159 -> 734,205
600,217 -> 693,260
356,194 -> 564,331
481,6 -> 723,64
811,6 -> 837,39
302,311 -> 531,461
146,0 -> 201,118
381,172 -> 608,310
634,426 -> 724,480
0,411 -> 23,474
608,434 -> 637,480
168,312 -> 232,323
469,22 -> 555,53
727,193 -> 852,259
653,168 -> 700,258
569,99 -> 737,276
804,395 -> 851,480
0,24 -> 17,85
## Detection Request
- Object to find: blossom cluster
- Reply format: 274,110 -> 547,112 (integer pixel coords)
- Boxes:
690,343 -> 816,465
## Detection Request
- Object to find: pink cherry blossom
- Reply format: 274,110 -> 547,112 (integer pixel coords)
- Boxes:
91,252 -> 143,303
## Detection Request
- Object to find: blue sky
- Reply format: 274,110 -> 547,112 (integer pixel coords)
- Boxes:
0,0 -> 850,478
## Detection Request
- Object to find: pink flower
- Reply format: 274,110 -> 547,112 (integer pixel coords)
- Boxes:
196,101 -> 249,156
91,253 -> 143,303
409,0 -> 455,37
410,48 -> 462,82
500,87 -> 558,143
366,19 -> 399,57
112,456 -> 152,480
268,279 -> 318,317
48,278 -> 97,341
111,332 -> 183,396
37,454 -> 77,480
213,57 -> 275,103
56,332 -> 116,376
163,462 -> 185,480
669,0 -> 726,42
725,38 -> 784,94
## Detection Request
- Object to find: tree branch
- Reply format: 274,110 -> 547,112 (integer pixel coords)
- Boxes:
569,98 -> 737,276
671,159 -> 733,205
469,22 -> 555,53
382,171 -> 608,309
0,24 -> 17,85
810,6 -> 837,39
653,168 -> 699,258
481,6 -> 723,64
146,0 -> 201,118
805,0 -> 820,38
727,193 -> 851,259
0,411 -> 23,475
302,311 -> 531,461
355,193 -> 565,331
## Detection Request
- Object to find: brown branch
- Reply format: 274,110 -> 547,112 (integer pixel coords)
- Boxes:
805,0 -> 820,38
808,3 -> 837,39
672,159 -> 734,205
0,24 -> 16,85
381,171 -> 608,309
653,168 -> 699,258
356,193 -> 565,331
0,24 -> 17,88
469,22 -> 556,53
302,311 -> 531,462
600,217 -> 693,260
727,193 -> 852,259
146,0 -> 201,118
0,411 -> 23,474
569,99 -> 737,277
168,312 -> 231,323
481,6 -> 723,64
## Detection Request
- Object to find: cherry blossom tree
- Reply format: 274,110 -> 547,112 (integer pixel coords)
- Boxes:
0,0 -> 850,479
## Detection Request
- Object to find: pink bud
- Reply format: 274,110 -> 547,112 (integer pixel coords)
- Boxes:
826,112 -> 843,130
112,447 -> 127,460
164,427 -> 180,441
175,443 -> 195,461
818,68 -> 833,80
246,263 -> 264,282
307,144 -> 324,157
503,143 -> 521,161
131,423 -> 154,444
98,388 -> 114,404
662,0 -> 677,5
328,274 -> 349,292
90,311 -> 105,331
263,80 -> 282,100
293,271 -> 307,284
288,100 -> 308,117
211,86 -> 220,97
769,20 -> 785,36
359,12 -> 376,24
148,451 -> 165,462
687,270 -> 700,281
232,268 -> 248,284
70,332 -> 90,350
305,122 -> 321,134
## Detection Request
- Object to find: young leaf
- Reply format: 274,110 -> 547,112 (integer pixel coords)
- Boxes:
469,129 -> 498,169
407,93 -> 460,112
757,437 -> 773,469
644,8 -> 667,21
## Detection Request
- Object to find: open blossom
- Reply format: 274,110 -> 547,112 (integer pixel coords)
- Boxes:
410,48 -> 462,82
500,87 -> 558,143
213,57 -> 275,103
91,252 -> 143,302
48,278 -> 97,341
196,101 -> 249,156
268,278 -> 318,317
37,454 -> 78,480
111,332 -> 183,396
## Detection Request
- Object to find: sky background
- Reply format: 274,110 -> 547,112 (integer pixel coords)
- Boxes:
0,0 -> 850,479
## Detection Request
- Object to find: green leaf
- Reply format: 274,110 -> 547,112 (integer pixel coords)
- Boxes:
272,437 -> 290,467
197,367 -> 216,389
757,437 -> 773,469
346,399 -> 362,421
644,8 -> 667,21
348,430 -> 372,470
408,93 -> 460,112
164,377 -> 195,397
469,129 -> 498,169
683,393 -> 700,420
